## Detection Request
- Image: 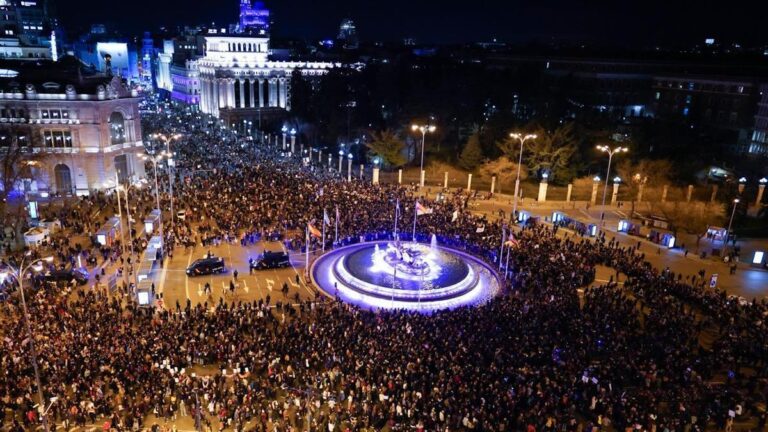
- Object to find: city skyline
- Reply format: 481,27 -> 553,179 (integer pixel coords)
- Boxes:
55,0 -> 768,46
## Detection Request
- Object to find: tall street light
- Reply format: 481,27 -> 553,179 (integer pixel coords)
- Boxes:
411,123 -> 436,188
725,198 -> 739,256
596,145 -> 629,223
509,133 -> 537,222
139,151 -> 169,241
150,133 -> 182,230
2,253 -> 54,432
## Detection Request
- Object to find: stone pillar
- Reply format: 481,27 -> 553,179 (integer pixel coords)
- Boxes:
490,176 -> 496,194
290,136 -> 296,154
279,79 -> 287,108
566,183 -> 573,203
373,167 -> 380,184
327,154 -> 332,168
419,170 -> 425,188
637,183 -> 645,203
738,182 -> 746,194
318,150 -> 323,163
710,184 -> 718,203
537,181 -> 548,202
214,79 -> 221,113
611,182 -> 620,205
757,184 -> 766,206
466,174 -> 472,192
249,79 -> 256,108
398,169 -> 402,184
270,79 -> 278,107
258,79 -> 264,108
591,180 -> 599,205
444,172 -> 448,189
227,79 -> 235,108
238,79 -> 245,108
661,185 -> 669,203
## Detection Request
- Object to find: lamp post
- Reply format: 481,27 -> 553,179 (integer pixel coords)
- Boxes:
281,125 -> 287,151
508,133 -> 537,222
596,145 -> 629,223
150,133 -> 182,230
139,151 -> 169,241
347,153 -> 353,182
411,123 -> 436,188
725,198 -> 739,256
2,254 -> 54,432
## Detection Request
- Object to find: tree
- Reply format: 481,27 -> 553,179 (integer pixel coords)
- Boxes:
616,159 -> 674,215
496,123 -> 578,183
365,130 -> 407,168
478,156 -> 526,191
1,134 -> 40,247
458,133 -> 484,171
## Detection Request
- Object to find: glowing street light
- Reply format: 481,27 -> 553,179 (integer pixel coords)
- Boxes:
725,198 -> 740,256
508,132 -> 537,221
411,123 -> 436,188
596,145 -> 628,222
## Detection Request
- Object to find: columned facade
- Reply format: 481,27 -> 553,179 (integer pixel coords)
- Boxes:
197,35 -> 338,119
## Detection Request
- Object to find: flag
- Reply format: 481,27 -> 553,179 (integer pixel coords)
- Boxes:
505,231 -> 520,247
415,202 -> 433,216
308,223 -> 322,238
476,224 -> 485,233
452,210 -> 459,223
323,209 -> 331,226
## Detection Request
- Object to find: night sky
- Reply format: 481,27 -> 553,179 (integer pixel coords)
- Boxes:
56,0 -> 768,46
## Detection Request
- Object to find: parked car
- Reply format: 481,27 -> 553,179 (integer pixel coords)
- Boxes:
249,251 -> 290,270
44,268 -> 89,286
186,257 -> 226,276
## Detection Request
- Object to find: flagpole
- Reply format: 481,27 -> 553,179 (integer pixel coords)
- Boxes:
505,246 -> 511,279
334,205 -> 338,245
305,224 -> 310,277
499,225 -> 506,270
322,209 -> 326,253
394,199 -> 399,241
412,201 -> 418,243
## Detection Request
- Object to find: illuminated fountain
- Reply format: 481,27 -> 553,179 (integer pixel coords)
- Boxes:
311,237 -> 501,312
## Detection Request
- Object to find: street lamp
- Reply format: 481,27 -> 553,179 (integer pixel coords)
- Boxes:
508,133 -> 537,222
725,198 -> 740,256
150,133 -> 182,230
1,253 -> 54,432
139,151 -> 169,241
596,145 -> 629,222
347,153 -> 353,182
411,123 -> 436,188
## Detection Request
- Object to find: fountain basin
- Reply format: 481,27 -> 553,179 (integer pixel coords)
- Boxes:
311,241 -> 502,312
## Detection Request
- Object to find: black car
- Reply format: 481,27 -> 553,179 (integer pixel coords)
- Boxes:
44,268 -> 89,286
186,257 -> 226,276
249,251 -> 290,270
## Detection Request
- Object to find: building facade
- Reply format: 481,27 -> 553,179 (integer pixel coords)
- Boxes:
749,84 -> 768,155
0,57 -> 145,196
196,0 -> 337,124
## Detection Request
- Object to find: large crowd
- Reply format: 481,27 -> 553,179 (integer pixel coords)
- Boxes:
0,108 -> 767,431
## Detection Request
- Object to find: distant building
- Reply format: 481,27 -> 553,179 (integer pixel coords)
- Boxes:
238,0 -> 269,33
0,56 -> 146,195
337,18 -> 358,50
749,84 -> 768,155
73,25 -> 140,83
197,0 -> 338,124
